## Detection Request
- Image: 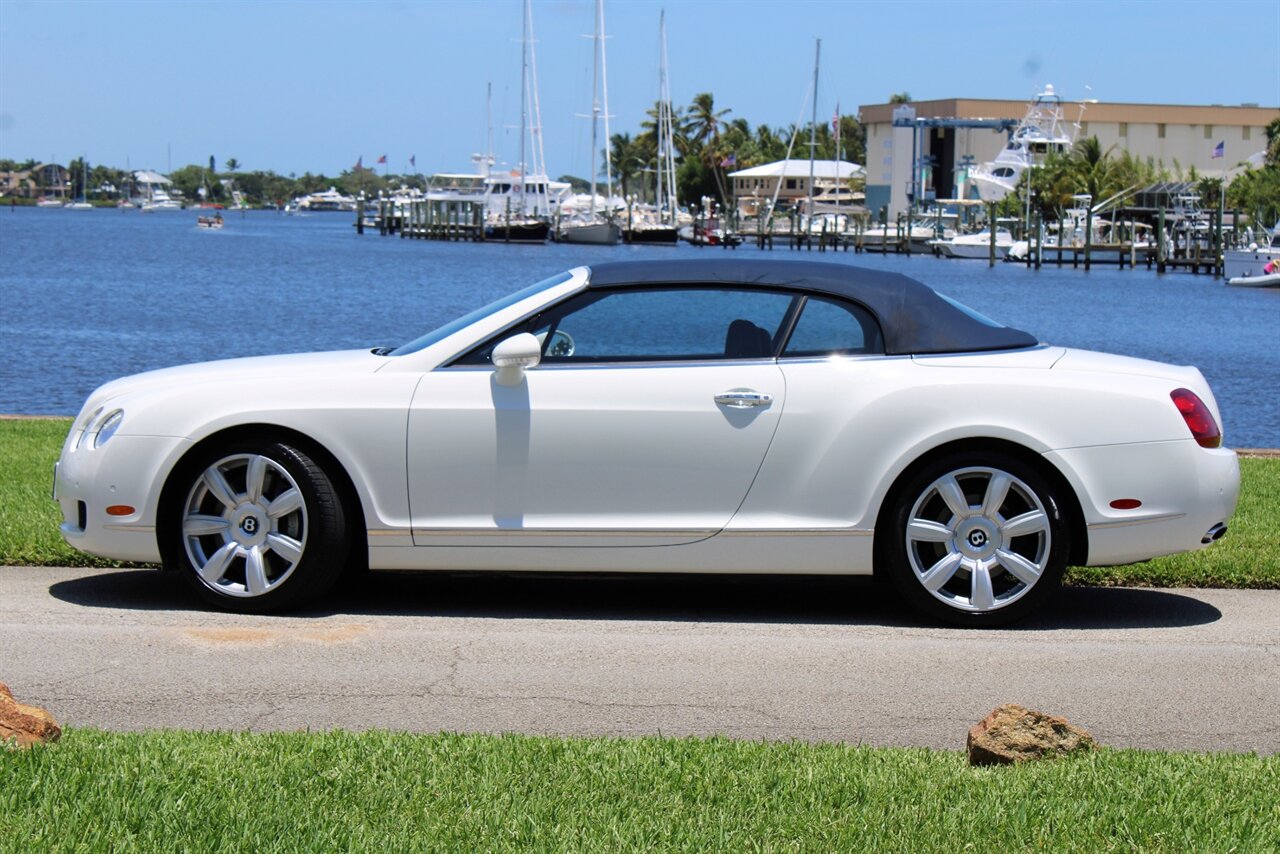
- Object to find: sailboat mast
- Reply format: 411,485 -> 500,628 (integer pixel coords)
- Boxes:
599,0 -> 613,206
486,81 -> 494,179
519,0 -> 529,215
658,10 -> 676,224
807,38 -> 820,228
527,0 -> 549,215
589,0 -> 600,217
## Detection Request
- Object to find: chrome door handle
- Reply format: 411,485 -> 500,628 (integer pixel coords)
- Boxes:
714,389 -> 774,409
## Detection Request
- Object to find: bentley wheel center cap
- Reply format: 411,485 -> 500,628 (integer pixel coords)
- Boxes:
232,506 -> 268,546
956,518 -> 1000,558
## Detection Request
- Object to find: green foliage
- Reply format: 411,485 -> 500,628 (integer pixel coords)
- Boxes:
1226,164 -> 1280,226
1,730 -> 1275,852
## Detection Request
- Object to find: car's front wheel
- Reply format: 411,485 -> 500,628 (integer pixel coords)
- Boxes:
163,440 -> 349,612
884,451 -> 1068,626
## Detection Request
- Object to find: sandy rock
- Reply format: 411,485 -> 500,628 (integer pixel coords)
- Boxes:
967,703 -> 1094,765
0,681 -> 62,748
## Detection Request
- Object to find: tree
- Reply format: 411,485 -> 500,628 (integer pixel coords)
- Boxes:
224,158 -> 240,173
889,92 -> 912,104
609,133 -> 642,201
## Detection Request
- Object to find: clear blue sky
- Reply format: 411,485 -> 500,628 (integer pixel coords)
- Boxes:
2,0 -> 1276,179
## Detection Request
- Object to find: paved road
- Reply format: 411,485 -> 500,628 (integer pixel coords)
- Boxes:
2,566 -> 1277,754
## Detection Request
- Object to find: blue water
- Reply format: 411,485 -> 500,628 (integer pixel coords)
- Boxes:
2,207 -> 1276,446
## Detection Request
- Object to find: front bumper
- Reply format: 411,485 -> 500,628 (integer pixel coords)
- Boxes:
55,434 -> 192,563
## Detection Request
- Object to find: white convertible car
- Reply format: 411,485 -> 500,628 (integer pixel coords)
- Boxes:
54,260 -> 1239,624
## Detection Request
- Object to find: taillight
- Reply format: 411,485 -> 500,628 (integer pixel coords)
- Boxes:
1170,388 -> 1221,448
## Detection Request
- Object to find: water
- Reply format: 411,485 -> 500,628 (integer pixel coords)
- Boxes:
2,207 -> 1276,446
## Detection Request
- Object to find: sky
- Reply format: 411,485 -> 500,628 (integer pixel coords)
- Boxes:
1,0 -> 1277,180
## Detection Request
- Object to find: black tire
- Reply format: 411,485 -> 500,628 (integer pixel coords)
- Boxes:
882,450 -> 1068,627
160,439 -> 350,613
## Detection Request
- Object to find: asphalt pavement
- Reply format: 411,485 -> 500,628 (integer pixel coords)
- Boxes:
1,565 -> 1277,753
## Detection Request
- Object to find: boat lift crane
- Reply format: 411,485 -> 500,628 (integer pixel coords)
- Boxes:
891,116 -> 1020,211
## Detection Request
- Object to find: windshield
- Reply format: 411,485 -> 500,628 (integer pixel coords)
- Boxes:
389,271 -> 574,356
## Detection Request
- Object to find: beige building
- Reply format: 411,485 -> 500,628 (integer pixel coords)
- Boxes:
728,159 -> 863,216
859,96 -> 1278,218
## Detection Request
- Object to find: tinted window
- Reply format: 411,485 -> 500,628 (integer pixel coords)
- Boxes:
782,296 -> 884,357
458,287 -> 797,364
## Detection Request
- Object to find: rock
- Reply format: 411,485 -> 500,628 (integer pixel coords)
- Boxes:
0,681 -> 61,748
967,703 -> 1094,765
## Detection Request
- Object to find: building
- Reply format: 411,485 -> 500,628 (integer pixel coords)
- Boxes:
859,95 -> 1278,219
728,159 -> 863,217
0,163 -> 70,200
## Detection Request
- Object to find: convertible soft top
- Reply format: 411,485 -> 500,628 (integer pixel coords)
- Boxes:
586,259 -> 1039,356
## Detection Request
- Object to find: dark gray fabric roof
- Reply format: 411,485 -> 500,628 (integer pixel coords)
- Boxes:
586,259 -> 1038,356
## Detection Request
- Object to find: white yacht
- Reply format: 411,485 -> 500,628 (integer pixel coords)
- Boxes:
298,187 -> 357,212
1225,223 -> 1280,286
970,85 -> 1073,202
930,228 -> 1016,259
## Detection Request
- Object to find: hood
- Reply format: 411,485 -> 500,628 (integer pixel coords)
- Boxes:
77,349 -> 387,420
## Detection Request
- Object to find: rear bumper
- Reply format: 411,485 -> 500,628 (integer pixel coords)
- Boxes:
1044,440 -> 1240,566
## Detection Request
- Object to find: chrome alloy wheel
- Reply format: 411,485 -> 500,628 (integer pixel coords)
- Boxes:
904,466 -> 1052,613
182,453 -> 308,598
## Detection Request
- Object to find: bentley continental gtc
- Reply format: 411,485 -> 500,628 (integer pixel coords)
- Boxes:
54,260 -> 1240,624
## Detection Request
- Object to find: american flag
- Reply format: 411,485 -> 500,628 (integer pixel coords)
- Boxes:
1212,141 -> 1224,159
377,154 -> 388,164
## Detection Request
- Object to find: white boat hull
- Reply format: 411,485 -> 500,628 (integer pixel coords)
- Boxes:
1227,272 -> 1280,288
557,221 -> 621,245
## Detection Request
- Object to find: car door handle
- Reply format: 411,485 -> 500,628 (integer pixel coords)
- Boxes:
714,390 -> 774,409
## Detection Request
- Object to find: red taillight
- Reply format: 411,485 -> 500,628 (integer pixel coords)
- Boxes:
1170,388 -> 1222,448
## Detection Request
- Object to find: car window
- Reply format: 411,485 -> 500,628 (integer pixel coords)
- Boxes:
455,287 -> 797,364
781,296 -> 884,357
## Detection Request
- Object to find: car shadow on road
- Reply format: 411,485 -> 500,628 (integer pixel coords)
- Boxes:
48,568 -> 1223,630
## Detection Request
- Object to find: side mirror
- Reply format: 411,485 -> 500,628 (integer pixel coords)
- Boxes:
492,333 -> 542,386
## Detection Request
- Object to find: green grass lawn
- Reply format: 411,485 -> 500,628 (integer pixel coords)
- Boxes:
3,417 -> 1276,587
1,730 -> 1276,852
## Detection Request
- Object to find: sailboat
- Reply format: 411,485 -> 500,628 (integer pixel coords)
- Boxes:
65,158 -> 94,210
624,10 -> 678,245
484,0 -> 552,243
556,0 -> 621,245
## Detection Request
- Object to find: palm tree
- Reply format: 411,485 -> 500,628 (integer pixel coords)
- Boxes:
224,158 -> 240,173
610,133 -> 642,202
686,93 -> 732,202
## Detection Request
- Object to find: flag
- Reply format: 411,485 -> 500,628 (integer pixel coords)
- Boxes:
832,102 -> 840,132
354,156 -> 363,171
1212,141 -> 1224,159
377,154 -> 388,165
409,154 -> 416,168
720,153 -> 736,168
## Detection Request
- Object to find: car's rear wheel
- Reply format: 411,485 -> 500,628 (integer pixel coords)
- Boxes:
884,451 -> 1067,626
165,440 -> 349,613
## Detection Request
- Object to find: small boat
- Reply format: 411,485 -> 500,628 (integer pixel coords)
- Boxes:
930,228 -> 1016,259
556,218 -> 621,245
196,212 -> 224,230
36,197 -> 64,208
1224,223 -> 1280,283
1227,271 -> 1280,288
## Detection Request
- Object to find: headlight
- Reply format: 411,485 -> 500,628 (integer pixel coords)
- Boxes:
74,407 -> 103,450
91,410 -> 124,449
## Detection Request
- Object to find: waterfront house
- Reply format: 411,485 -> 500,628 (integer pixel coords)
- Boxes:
728,159 -> 864,217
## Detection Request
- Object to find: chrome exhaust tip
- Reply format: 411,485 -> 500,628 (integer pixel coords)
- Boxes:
1202,523 -> 1228,544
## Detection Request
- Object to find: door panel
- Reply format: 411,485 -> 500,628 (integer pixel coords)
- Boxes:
407,363 -> 785,546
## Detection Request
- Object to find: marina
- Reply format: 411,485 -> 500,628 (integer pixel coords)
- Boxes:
1,206 -> 1275,447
